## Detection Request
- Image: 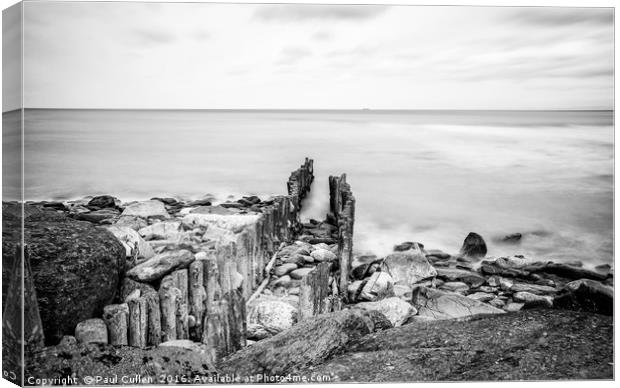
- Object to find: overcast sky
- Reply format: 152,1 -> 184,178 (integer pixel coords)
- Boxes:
4,2 -> 614,110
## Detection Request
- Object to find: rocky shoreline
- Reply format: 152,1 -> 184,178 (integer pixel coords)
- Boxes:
2,158 -> 614,383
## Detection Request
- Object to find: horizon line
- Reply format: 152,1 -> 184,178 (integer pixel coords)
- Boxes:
2,107 -> 614,114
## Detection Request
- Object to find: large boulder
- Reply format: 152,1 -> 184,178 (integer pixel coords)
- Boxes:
219,309 -> 392,376
247,300 -> 298,340
380,245 -> 437,286
411,286 -> 505,320
353,297 -> 416,327
121,200 -> 169,219
126,250 -> 195,282
3,205 -> 125,345
554,279 -> 613,316
87,195 -> 121,210
460,232 -> 487,259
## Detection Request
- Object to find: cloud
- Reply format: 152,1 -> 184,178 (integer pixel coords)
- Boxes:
312,30 -> 332,41
254,4 -> 388,22
131,29 -> 176,46
276,47 -> 313,66
508,7 -> 613,27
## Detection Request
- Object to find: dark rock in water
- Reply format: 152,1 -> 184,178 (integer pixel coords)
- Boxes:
459,232 -> 487,259
220,202 -> 245,209
88,195 -> 120,209
304,310 -> 613,381
554,279 -> 613,316
394,241 -> 424,252
242,195 -> 261,204
219,309 -> 392,377
426,249 -> 450,260
186,198 -> 212,207
502,233 -> 522,243
3,205 -> 125,345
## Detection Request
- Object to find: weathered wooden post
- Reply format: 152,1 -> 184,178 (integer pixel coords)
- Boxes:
102,303 -> 129,345
127,296 -> 147,348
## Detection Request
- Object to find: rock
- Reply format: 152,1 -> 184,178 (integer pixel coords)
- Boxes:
58,336 -> 77,348
353,297 -> 416,327
504,302 -> 524,312
219,309 -> 392,376
554,279 -> 613,316
190,205 -> 234,215
467,292 -> 495,303
126,250 -> 195,282
360,271 -> 395,301
488,297 -> 505,308
159,339 -> 211,354
75,208 -> 120,223
381,246 -> 437,285
426,249 -> 450,259
138,221 -> 183,241
105,225 -> 155,265
290,267 -> 315,280
186,199 -> 212,207
512,292 -> 553,309
119,278 -> 157,301
247,300 -> 298,339
272,275 -> 295,289
501,233 -> 522,243
115,215 -> 148,231
509,282 -> 557,295
303,309 -> 612,381
75,319 -> 108,344
88,195 -> 120,209
439,281 -> 469,294
594,264 -> 612,277
393,241 -> 424,252
459,232 -> 487,259
310,248 -> 337,262
121,200 -> 169,219
565,260 -> 583,268
411,286 -> 505,320
2,207 -> 125,345
393,284 -> 413,300
435,268 -> 485,287
525,262 -> 607,281
150,197 -> 179,206
274,263 -> 298,277
347,280 -> 364,301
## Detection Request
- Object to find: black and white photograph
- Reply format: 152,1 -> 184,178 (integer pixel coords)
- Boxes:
0,0 -> 615,385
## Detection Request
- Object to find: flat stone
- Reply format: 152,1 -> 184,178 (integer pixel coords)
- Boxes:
274,263 -> 298,277
310,248 -> 337,262
126,250 -> 195,282
247,300 -> 298,340
138,221 -> 183,241
121,200 -> 170,219
411,286 -> 505,320
504,302 -> 524,312
290,267 -> 314,280
467,292 -> 495,303
439,281 -> 470,294
513,292 -> 553,308
509,282 -> 557,295
435,268 -> 485,288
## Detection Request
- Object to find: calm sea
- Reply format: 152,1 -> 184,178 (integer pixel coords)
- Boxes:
2,109 -> 614,266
